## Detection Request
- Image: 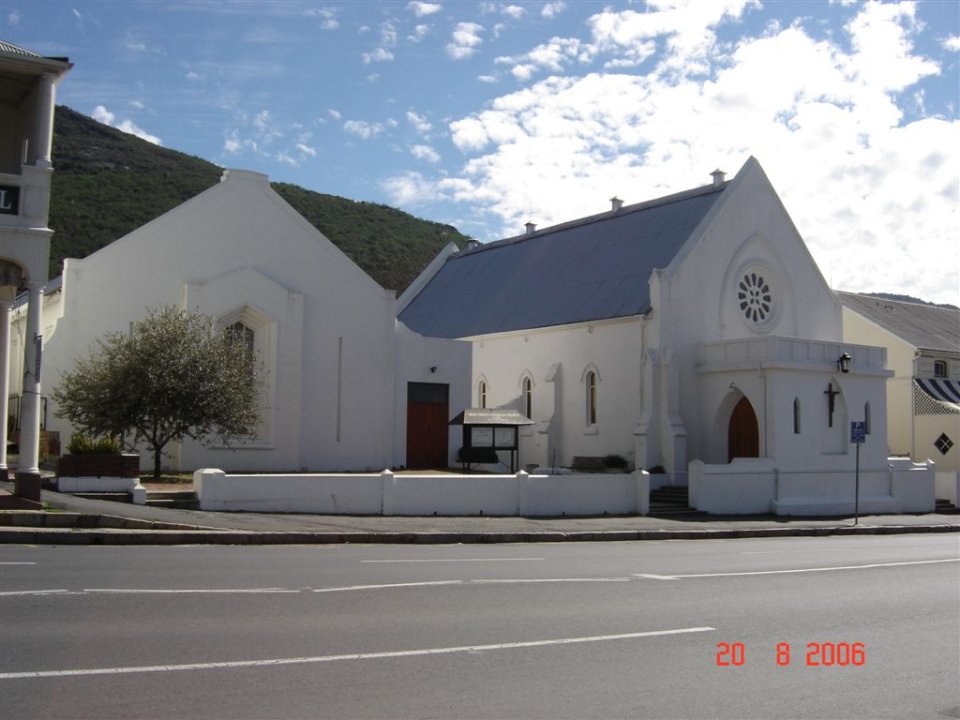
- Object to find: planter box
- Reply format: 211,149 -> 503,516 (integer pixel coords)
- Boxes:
58,453 -> 140,479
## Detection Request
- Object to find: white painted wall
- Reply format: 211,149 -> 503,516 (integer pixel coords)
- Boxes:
689,457 -> 935,516
470,318 -> 644,470
196,468 -> 650,516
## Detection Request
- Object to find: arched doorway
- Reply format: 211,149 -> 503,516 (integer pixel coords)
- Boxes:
728,396 -> 759,461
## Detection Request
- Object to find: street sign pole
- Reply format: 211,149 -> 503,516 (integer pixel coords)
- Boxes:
850,421 -> 865,526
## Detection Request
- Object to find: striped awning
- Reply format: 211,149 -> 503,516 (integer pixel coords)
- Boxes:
915,378 -> 960,412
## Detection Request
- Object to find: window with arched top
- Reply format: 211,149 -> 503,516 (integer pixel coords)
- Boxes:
478,380 -> 487,409
793,397 -> 801,435
586,370 -> 598,426
226,321 -> 255,361
522,376 -> 532,419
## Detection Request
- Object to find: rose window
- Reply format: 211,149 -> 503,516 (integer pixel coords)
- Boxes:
738,272 -> 772,323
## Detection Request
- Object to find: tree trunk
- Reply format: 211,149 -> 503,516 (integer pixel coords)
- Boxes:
153,445 -> 162,478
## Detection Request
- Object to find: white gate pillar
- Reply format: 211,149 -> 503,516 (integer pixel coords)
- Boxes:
15,281 -> 44,496
0,300 -> 10,474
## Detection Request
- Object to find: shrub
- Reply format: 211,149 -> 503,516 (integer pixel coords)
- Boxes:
604,454 -> 629,469
67,434 -> 121,455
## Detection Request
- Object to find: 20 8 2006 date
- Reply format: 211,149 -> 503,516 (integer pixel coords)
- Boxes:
715,642 -> 866,667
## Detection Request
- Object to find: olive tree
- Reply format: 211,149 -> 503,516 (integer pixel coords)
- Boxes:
53,306 -> 262,478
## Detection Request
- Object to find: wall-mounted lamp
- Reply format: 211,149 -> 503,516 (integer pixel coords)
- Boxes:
836,353 -> 851,374
429,366 -> 437,374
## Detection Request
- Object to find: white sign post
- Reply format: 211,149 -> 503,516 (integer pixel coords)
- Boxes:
850,421 -> 866,525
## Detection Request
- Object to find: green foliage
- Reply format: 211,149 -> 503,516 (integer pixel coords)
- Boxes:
49,106 -> 470,292
52,306 -> 261,478
67,434 -> 121,455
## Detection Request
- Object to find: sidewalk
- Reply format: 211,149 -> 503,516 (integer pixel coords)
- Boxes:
1,482 -> 958,545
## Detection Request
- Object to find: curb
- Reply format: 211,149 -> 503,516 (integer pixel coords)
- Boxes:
2,523 -> 957,545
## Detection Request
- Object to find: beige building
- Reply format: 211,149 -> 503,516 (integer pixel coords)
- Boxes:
840,292 -> 959,503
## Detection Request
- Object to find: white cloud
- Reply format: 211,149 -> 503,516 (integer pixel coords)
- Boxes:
943,35 -> 960,52
328,109 -> 342,120
407,1 -> 442,17
344,120 -> 385,139
126,41 -> 147,52
129,99 -> 145,110
411,144 -> 441,163
541,2 -> 565,20
362,47 -> 395,63
497,36 -> 587,82
447,22 -> 483,60
409,24 -> 430,42
295,142 -> 317,157
91,105 -> 162,145
185,71 -> 203,82
407,110 -> 433,134
502,5 -> 525,20
305,7 -> 339,30
389,2 -> 959,304
8,10 -> 20,25
588,0 -> 759,74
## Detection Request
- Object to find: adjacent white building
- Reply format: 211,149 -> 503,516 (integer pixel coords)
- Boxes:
9,168 -> 470,473
0,41 -> 72,497
401,158 -> 930,515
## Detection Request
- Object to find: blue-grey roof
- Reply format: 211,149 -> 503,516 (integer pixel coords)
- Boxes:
838,292 -> 960,354
399,184 -> 725,338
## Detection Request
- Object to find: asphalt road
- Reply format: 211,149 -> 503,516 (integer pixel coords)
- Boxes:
1,534 -> 958,719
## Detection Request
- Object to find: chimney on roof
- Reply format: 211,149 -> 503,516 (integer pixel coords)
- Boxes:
465,239 -> 480,250
711,169 -> 726,188
610,196 -> 624,213
525,221 -> 537,235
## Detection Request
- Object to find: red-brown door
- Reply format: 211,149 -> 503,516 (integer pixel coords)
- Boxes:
728,396 -> 759,462
406,383 -> 449,469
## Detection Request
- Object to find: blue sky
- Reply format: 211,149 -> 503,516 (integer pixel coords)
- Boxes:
3,1 -> 958,304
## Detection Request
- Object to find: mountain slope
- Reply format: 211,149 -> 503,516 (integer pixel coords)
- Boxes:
48,106 -> 467,292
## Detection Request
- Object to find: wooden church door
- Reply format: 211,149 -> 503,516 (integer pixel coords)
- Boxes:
728,397 -> 760,462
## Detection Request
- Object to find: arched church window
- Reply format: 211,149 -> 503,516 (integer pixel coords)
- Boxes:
793,397 -> 801,434
586,370 -> 598,426
478,380 -> 487,409
522,376 -> 532,419
226,321 -> 255,361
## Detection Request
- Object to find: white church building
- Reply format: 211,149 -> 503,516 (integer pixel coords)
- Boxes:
7,153 -> 938,515
400,158 -> 933,515
8,169 -> 471,474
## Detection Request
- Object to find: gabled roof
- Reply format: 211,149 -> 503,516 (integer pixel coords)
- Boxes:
399,182 -> 726,338
838,291 -> 960,354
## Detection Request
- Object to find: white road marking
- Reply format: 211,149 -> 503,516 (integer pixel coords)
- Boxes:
472,577 -> 630,584
0,590 -> 69,597
635,558 -> 960,580
313,581 -> 464,593
360,558 -> 544,563
0,627 -> 716,680
0,562 -> 37,565
84,588 -> 300,594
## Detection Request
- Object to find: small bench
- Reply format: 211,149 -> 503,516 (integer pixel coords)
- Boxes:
571,456 -> 607,472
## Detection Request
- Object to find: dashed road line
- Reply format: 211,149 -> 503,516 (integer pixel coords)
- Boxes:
0,626 -> 716,680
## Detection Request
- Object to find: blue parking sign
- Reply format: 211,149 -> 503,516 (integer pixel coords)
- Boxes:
850,421 -> 866,444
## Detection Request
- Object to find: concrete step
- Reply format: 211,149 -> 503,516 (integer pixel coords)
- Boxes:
69,492 -> 132,504
935,499 -> 960,514
145,491 -> 199,510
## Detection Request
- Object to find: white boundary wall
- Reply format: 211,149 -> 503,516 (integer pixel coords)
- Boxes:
195,469 -> 650,516
689,457 -> 935,516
